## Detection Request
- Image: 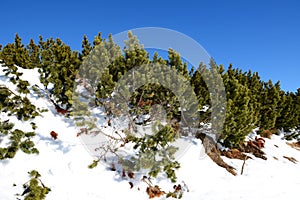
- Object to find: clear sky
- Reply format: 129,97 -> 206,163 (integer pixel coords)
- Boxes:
1,0 -> 299,92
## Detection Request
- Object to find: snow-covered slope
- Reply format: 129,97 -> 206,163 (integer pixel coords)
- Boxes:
1,66 -> 300,200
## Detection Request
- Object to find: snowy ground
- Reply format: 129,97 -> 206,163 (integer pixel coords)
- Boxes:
1,66 -> 300,200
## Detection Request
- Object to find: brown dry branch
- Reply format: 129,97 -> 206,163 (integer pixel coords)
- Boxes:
287,141 -> 300,151
195,132 -> 237,176
283,156 -> 298,164
240,156 -> 247,175
34,84 -> 70,115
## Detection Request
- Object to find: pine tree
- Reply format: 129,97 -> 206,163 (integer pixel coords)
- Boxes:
127,123 -> 180,182
0,34 -> 31,69
246,71 -> 263,128
76,32 -> 194,183
38,37 -> 81,109
259,80 -> 281,131
80,34 -> 92,60
93,32 -> 102,46
295,88 -> 300,130
277,89 -> 300,133
190,63 -> 210,109
275,91 -> 293,131
78,33 -> 122,103
168,48 -> 189,78
17,170 -> 50,200
220,65 -> 256,147
27,39 -> 40,69
95,67 -> 115,99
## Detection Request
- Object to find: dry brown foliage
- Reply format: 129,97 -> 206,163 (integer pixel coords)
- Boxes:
50,131 -> 58,140
146,185 -> 166,199
287,141 -> 300,151
238,140 -> 267,160
222,149 -> 250,160
260,129 -> 273,139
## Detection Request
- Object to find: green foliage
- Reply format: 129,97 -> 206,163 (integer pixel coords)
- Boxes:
246,71 -> 263,128
16,170 -> 50,200
76,33 -> 196,184
80,34 -> 93,59
0,86 -> 40,121
190,64 -> 210,109
166,184 -> 186,199
38,36 -> 81,109
1,69 -> 31,95
2,32 -> 300,192
276,88 -> 300,139
168,49 -> 189,78
0,34 -> 31,69
88,159 -> 100,169
259,80 -> 282,130
275,92 -> 294,131
0,42 -> 32,95
71,94 -> 96,130
95,67 -> 115,100
127,123 -> 180,182
220,65 -> 257,147
296,89 -> 300,130
116,44 -> 193,124
0,42 -> 41,160
0,120 -> 38,160
191,60 -> 227,136
27,39 -> 41,69
79,33 -> 122,103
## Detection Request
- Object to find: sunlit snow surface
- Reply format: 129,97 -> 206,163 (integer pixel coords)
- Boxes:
0,65 -> 300,200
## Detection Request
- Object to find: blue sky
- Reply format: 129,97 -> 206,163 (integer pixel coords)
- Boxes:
1,0 -> 299,92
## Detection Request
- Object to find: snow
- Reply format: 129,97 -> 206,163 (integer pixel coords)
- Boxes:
1,65 -> 300,199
